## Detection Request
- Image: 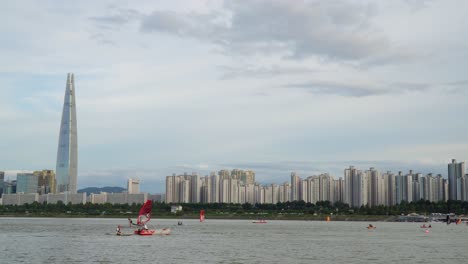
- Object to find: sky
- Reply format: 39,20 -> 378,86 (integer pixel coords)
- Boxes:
1,0 -> 467,193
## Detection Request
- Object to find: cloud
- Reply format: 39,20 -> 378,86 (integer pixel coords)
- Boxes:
138,0 -> 409,63
403,0 -> 435,12
2,0 -> 468,189
441,80 -> 468,93
89,8 -> 142,29
218,65 -> 317,79
282,80 -> 431,97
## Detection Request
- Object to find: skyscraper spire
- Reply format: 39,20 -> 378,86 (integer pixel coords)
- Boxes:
56,73 -> 78,193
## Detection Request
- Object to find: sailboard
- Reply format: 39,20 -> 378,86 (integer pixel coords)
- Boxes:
200,210 -> 205,222
137,199 -> 152,225
119,200 -> 171,236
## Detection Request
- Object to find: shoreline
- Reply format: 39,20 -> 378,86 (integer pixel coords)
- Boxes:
0,214 -> 399,221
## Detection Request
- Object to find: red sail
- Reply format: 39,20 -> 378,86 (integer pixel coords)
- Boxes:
200,210 -> 205,222
137,200 -> 153,225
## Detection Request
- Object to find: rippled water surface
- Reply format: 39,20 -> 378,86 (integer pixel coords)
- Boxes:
0,218 -> 467,263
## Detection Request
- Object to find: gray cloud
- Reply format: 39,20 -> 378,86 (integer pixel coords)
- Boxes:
404,0 -> 435,12
445,80 -> 468,86
283,80 -> 431,97
139,0 -> 404,62
219,65 -> 317,79
89,9 -> 142,29
439,80 -> 468,93
285,81 -> 384,97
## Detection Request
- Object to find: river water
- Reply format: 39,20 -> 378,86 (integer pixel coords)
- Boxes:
0,218 -> 467,263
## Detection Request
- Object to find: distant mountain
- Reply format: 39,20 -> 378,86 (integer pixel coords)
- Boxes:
78,186 -> 126,194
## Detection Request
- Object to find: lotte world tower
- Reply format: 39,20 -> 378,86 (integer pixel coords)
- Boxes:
56,73 -> 78,193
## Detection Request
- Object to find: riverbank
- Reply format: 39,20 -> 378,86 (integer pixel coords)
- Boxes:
0,213 -> 398,221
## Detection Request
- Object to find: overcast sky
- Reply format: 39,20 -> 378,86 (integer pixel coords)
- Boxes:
1,0 -> 467,193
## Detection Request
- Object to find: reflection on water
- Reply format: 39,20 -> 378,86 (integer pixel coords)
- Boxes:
0,218 -> 467,263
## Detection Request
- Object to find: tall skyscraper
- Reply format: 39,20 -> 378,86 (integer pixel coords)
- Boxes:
448,159 -> 465,200
56,73 -> 78,193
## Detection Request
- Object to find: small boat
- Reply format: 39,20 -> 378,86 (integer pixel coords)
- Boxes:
252,220 -> 267,224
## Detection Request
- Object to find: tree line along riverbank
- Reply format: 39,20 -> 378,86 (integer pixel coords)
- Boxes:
0,200 -> 467,219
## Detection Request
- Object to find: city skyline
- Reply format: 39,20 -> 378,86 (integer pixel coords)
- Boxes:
0,159 -> 462,195
2,160 -> 466,206
1,1 -> 468,193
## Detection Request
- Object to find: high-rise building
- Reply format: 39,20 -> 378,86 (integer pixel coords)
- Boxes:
462,174 -> 468,202
308,176 -> 319,203
0,171 -> 4,197
127,178 -> 140,194
290,172 -> 301,201
394,171 -> 404,204
34,170 -> 56,194
4,180 -> 17,194
210,173 -> 219,203
404,171 -> 413,203
165,174 -> 178,203
245,183 -> 255,204
302,178 -> 310,202
345,166 -> 368,207
271,184 -> 279,204
333,177 -> 344,203
56,73 -> 78,193
448,159 -> 465,200
201,176 -> 211,203
16,173 -> 39,194
190,174 -> 201,203
231,169 -> 243,180
367,168 -> 380,207
241,170 -> 255,184
320,174 -> 335,203
385,172 -> 396,206
218,170 -> 230,180
278,182 -> 290,203
219,178 -> 230,203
